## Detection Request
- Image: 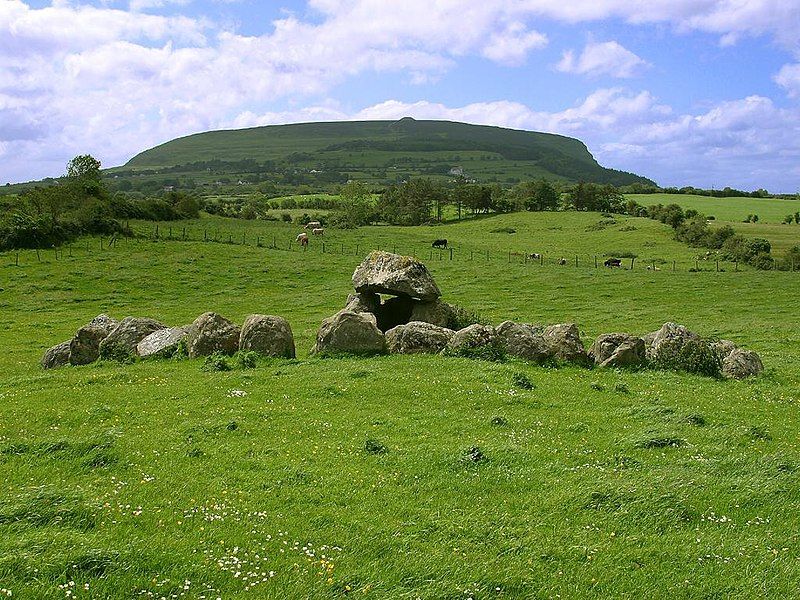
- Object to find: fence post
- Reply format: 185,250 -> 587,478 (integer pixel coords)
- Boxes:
15,251 -> 19,266
183,227 -> 186,240
695,260 -> 699,271
508,251 -> 511,263
630,257 -> 635,270
356,243 -> 359,256
155,224 -> 159,239
716,260 -> 719,272
204,229 -> 207,242
36,248 -> 40,262
594,255 -> 598,268
242,233 -> 246,245
449,247 -> 453,261
672,260 -> 676,271
575,255 -> 578,267
322,241 -> 326,253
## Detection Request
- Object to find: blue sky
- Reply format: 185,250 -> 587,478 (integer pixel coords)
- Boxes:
3,1 -> 800,191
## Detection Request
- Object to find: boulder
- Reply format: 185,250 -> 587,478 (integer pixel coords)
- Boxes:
352,251 -> 441,300
185,312 -> 240,358
410,299 -> 455,328
589,333 -> 646,368
312,310 -> 386,356
41,340 -> 72,370
446,324 -> 496,354
344,292 -> 381,315
711,339 -> 737,360
239,315 -> 296,358
385,321 -> 454,354
495,321 -> 550,362
137,326 -> 188,359
722,348 -> 764,379
646,322 -> 700,360
69,314 -> 118,365
543,323 -> 589,365
99,317 -> 166,360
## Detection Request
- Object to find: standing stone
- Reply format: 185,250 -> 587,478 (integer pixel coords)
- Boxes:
344,292 -> 381,315
588,333 -> 646,368
137,326 -> 189,359
70,314 -> 118,365
446,324 -> 496,354
495,321 -> 550,362
311,310 -> 386,356
239,315 -> 296,358
722,349 -> 764,379
352,251 -> 441,300
41,341 -> 72,370
99,317 -> 166,361
543,323 -> 589,365
385,321 -> 454,354
185,312 -> 240,358
410,299 -> 455,328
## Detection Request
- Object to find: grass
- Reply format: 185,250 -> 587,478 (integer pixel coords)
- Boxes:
628,193 -> 800,224
1,212 -> 800,598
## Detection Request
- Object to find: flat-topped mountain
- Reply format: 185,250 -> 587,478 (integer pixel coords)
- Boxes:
123,118 -> 654,187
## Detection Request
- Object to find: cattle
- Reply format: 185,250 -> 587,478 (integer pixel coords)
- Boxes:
432,239 -> 448,249
304,221 -> 322,230
647,265 -> 662,271
558,257 -> 567,265
604,258 -> 622,268
527,253 -> 541,261
296,232 -> 309,247
312,227 -> 324,236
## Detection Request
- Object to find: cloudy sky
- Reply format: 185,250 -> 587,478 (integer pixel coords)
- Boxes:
3,1 -> 800,191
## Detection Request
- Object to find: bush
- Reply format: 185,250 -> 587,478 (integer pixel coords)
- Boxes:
446,304 -> 488,330
650,338 -> 722,378
445,342 -> 506,363
281,213 -> 292,222
202,353 -> 232,372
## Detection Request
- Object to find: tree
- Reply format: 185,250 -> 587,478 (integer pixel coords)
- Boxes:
513,179 -> 559,211
332,181 -> 376,228
66,154 -> 102,181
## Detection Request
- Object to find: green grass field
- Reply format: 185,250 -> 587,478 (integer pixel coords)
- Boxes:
2,212 -> 799,598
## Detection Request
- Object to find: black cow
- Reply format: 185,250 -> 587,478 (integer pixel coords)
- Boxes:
604,258 -> 622,268
432,239 -> 448,249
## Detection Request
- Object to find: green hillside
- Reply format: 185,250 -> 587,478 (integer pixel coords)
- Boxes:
121,118 -> 654,187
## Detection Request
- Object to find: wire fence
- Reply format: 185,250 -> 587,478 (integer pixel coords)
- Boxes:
4,221 -> 794,274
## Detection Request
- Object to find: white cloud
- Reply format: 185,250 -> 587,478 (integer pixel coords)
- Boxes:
481,22 -> 548,65
556,41 -> 649,78
775,63 -> 800,97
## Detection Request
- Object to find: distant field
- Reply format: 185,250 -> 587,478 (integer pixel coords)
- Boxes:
628,193 -> 800,223
1,216 -> 799,598
125,211 -> 734,269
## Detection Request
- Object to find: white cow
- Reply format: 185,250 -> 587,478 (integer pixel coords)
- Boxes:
312,228 -> 324,236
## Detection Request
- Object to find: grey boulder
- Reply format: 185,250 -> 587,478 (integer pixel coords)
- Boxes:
722,348 -> 764,379
70,314 -> 118,365
589,333 -> 646,368
352,251 -> 441,301
647,322 -> 700,360
137,326 -> 188,359
543,323 -> 589,365
312,310 -> 386,356
239,315 -> 296,358
385,321 -> 454,354
495,321 -> 550,362
344,292 -> 381,315
410,299 -> 455,328
41,340 -> 72,370
99,317 -> 166,360
186,312 -> 240,358
446,324 -> 496,354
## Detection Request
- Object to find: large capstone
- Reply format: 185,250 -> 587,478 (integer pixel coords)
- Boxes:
311,310 -> 386,356
137,326 -> 188,359
239,315 -> 296,358
385,321 -> 454,354
722,348 -> 764,379
70,314 -> 118,365
588,333 -> 646,368
99,317 -> 166,361
495,321 -> 550,362
186,312 -> 240,358
41,340 -> 72,370
352,251 -> 441,301
543,323 -> 589,365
